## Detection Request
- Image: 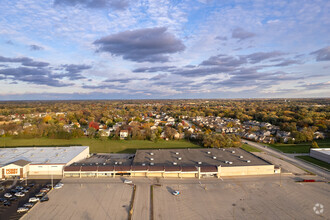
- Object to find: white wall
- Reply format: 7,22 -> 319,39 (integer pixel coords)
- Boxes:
29,164 -> 64,176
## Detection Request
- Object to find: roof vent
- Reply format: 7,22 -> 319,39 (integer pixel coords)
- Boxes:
150,163 -> 154,166
173,162 -> 177,165
222,149 -> 225,151
239,156 -> 243,158
175,152 -> 179,155
150,152 -> 154,156
142,163 -> 146,166
198,161 -> 202,165
207,151 -> 211,154
119,162 -> 122,165
228,161 -> 233,164
232,151 -> 235,154
150,158 -> 154,161
103,163 -> 106,165
213,156 -> 217,159
246,160 -> 251,163
178,157 -> 182,160
115,162 -> 118,165
225,161 -> 229,164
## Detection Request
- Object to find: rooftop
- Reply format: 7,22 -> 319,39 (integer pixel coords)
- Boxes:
133,148 -> 270,167
310,148 -> 330,156
0,146 -> 89,167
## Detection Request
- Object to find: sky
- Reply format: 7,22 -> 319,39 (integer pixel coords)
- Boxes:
0,0 -> 329,100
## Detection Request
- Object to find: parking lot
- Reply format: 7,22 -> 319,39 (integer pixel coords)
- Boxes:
0,179 -> 60,220
21,175 -> 329,220
23,178 -> 133,220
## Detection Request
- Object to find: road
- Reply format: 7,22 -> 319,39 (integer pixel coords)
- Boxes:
244,140 -> 330,180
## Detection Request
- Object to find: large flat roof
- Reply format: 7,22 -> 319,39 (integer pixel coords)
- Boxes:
0,146 -> 89,167
133,148 -> 271,167
310,148 -> 330,156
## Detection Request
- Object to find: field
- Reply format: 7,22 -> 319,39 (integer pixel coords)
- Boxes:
268,139 -> 330,153
0,137 -> 199,153
240,144 -> 262,152
296,156 -> 330,170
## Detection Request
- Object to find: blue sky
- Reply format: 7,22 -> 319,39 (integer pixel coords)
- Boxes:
0,0 -> 329,100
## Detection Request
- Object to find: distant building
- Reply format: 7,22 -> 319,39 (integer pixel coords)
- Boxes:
310,148 -> 330,163
120,130 -> 129,139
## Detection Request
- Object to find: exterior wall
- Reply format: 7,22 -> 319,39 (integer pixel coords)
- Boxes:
310,149 -> 330,163
66,147 -> 90,166
181,173 -> 197,178
2,164 -> 29,179
131,172 -> 147,177
219,165 -> 275,176
163,172 -> 180,178
29,164 -> 64,176
146,172 -> 163,177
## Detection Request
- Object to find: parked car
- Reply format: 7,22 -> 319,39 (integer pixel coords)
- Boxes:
36,192 -> 45,197
0,198 -> 6,202
54,184 -> 63,189
23,203 -> 34,208
172,190 -> 180,196
40,188 -> 50,193
22,189 -> 29,193
4,201 -> 11,206
123,179 -> 132,184
4,193 -> 12,198
29,197 -> 39,203
40,196 -> 49,202
9,196 -> 18,201
16,186 -> 24,190
15,192 -> 25,197
0,186 -> 5,191
28,183 -> 35,187
10,189 -> 19,193
17,207 -> 29,213
46,184 -> 53,188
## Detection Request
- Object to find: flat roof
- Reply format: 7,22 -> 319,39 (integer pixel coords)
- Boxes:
133,148 -> 271,167
0,146 -> 89,167
310,148 -> 330,156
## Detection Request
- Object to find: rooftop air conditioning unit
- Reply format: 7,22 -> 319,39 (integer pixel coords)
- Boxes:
150,158 -> 154,161
213,156 -> 217,159
142,163 -> 146,166
176,152 -> 179,155
225,161 -> 229,164
150,152 -> 154,156
228,161 -> 233,164
119,162 -> 122,165
178,157 -> 182,160
222,149 -> 225,151
173,162 -> 177,165
115,162 -> 118,165
246,160 -> 251,163
150,163 -> 154,166
198,161 -> 202,165
239,156 -> 243,158
207,151 -> 211,154
232,151 -> 235,154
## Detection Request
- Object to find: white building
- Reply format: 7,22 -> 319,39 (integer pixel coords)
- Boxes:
0,146 -> 89,179
310,148 -> 330,163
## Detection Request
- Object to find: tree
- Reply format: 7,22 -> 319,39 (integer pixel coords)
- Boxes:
89,121 -> 99,130
311,141 -> 319,148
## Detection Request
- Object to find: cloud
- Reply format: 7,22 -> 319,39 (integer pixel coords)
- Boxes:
94,27 -> 185,63
103,77 -> 147,83
0,67 -> 72,87
0,55 -> 49,67
29,44 -> 44,51
310,46 -> 330,61
132,66 -> 176,73
232,27 -> 256,41
215,36 -> 227,41
245,51 -> 284,64
54,0 -> 130,10
5,40 -> 14,45
200,54 -> 247,66
297,81 -> 330,90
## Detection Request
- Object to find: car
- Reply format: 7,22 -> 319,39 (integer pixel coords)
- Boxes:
16,186 -> 24,190
46,184 -> 53,188
22,189 -> 29,193
28,183 -> 35,187
10,189 -> 19,193
0,186 -> 5,191
4,193 -> 12,198
40,188 -> 50,193
9,196 -> 18,201
172,190 -> 180,196
15,192 -> 25,197
4,201 -> 11,206
29,197 -> 39,203
54,184 -> 63,189
123,179 -> 132,184
40,196 -> 49,202
17,207 -> 29,213
0,197 -> 7,202
23,203 -> 34,208
36,192 -> 45,197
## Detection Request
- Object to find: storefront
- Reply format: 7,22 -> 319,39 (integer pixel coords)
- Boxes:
1,160 -> 30,179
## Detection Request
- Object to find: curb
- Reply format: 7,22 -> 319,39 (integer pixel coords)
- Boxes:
295,156 -> 330,173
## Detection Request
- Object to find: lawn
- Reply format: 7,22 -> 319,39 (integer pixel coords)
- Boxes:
296,156 -> 330,170
240,144 -> 262,152
267,139 -> 330,154
0,137 -> 200,153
